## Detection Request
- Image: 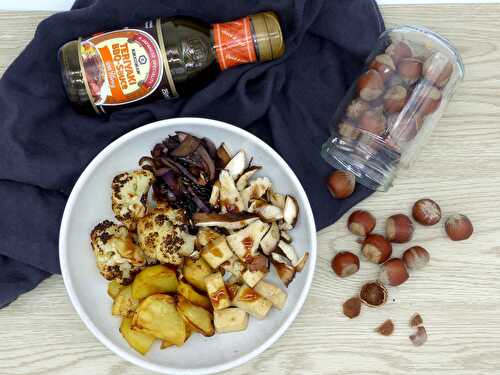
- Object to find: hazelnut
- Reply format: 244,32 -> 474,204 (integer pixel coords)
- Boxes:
346,99 -> 370,120
362,234 -> 392,264
369,54 -> 396,81
423,51 -> 453,88
331,252 -> 360,278
385,41 -> 413,64
379,258 -> 409,286
358,110 -> 386,136
327,170 -> 356,199
386,74 -> 405,88
409,326 -> 428,347
445,214 -> 473,241
388,112 -> 424,143
385,214 -> 414,243
410,313 -> 424,327
348,210 -> 376,236
384,85 -> 408,113
412,198 -> 442,225
376,319 -> 395,336
338,120 -> 361,141
360,281 -> 388,307
343,297 -> 361,319
397,58 -> 423,85
357,69 -> 384,101
403,246 -> 430,271
416,85 -> 442,115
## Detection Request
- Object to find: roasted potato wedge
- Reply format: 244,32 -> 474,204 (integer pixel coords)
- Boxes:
112,285 -> 139,317
177,280 -> 211,310
182,257 -> 213,292
131,264 -> 178,300
177,295 -> 215,337
120,317 -> 155,355
108,279 -> 125,299
132,294 -> 186,346
214,308 -> 249,333
160,325 -> 192,349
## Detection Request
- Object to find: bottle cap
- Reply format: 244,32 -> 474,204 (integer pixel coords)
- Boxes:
250,11 -> 285,62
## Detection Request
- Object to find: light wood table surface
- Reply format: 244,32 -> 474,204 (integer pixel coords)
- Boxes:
1,5 -> 499,375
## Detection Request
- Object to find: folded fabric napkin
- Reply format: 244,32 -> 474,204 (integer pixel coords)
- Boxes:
0,0 -> 384,308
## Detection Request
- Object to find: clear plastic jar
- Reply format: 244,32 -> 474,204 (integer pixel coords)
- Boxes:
321,26 -> 464,191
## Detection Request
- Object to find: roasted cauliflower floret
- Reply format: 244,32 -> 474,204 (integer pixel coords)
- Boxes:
90,220 -> 146,284
136,207 -> 196,266
112,170 -> 155,229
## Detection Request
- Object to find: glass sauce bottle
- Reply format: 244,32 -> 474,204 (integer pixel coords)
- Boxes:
58,12 -> 284,115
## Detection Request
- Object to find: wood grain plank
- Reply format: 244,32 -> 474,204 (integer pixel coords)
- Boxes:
0,5 -> 499,375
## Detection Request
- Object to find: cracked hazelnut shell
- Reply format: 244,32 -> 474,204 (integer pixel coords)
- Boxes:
360,281 -> 388,307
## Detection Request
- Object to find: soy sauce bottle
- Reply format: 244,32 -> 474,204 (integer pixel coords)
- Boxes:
58,12 -> 284,115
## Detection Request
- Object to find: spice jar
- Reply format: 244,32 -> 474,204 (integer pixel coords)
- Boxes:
321,26 -> 464,191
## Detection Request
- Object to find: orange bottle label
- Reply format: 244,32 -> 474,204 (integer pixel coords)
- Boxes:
212,16 -> 257,71
80,23 -> 175,109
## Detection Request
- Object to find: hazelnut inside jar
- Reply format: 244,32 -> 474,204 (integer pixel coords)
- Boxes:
322,26 -> 464,191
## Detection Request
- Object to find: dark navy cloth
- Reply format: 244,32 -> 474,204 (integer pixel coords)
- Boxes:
0,0 -> 384,307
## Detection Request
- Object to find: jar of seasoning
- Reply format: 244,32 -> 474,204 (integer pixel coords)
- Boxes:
321,26 -> 464,191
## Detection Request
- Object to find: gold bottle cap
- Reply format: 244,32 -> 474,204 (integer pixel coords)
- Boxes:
250,11 -> 285,62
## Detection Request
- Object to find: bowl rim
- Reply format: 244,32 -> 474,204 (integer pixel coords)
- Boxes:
59,117 -> 317,375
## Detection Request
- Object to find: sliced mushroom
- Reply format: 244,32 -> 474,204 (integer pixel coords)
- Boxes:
220,255 -> 246,278
226,220 -> 270,262
295,252 -> 310,272
193,212 -> 258,230
225,150 -> 247,180
252,204 -> 284,223
241,177 -> 272,209
283,195 -> 299,228
247,199 -> 267,213
280,230 -> 292,244
278,221 -> 294,231
260,222 -> 280,255
209,181 -> 220,208
170,134 -> 201,157
219,170 -> 244,213
266,189 -> 286,209
216,143 -> 232,168
271,254 -> 296,287
236,166 -> 261,191
278,240 -> 299,266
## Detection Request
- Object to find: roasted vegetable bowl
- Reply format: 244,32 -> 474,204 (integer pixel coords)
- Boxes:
59,118 -> 316,374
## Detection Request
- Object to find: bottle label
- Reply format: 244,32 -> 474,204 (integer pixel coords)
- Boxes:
79,22 -> 176,109
212,16 -> 257,71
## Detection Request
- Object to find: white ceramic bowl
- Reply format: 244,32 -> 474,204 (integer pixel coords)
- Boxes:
59,118 -> 317,374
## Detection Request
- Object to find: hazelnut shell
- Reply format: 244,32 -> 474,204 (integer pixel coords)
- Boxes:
359,281 -> 388,307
